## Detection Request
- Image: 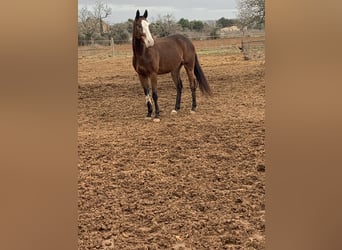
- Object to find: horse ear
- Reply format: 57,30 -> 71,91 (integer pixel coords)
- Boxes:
143,10 -> 148,18
135,10 -> 140,19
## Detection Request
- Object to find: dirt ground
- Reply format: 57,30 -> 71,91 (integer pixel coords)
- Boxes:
78,38 -> 265,249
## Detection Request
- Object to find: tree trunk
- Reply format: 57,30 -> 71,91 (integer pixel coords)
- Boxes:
99,18 -> 103,36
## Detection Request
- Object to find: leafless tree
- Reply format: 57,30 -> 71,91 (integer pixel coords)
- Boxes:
93,1 -> 112,35
78,7 -> 97,40
237,0 -> 265,29
78,1 -> 112,41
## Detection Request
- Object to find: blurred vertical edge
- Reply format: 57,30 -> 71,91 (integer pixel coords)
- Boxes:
0,1 -> 77,250
267,1 -> 342,250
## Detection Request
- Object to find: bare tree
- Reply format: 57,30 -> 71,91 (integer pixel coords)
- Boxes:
78,1 -> 112,42
237,0 -> 265,29
150,14 -> 180,37
78,7 -> 97,40
93,1 -> 112,35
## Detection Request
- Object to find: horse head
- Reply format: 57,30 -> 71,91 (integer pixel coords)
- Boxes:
133,10 -> 154,48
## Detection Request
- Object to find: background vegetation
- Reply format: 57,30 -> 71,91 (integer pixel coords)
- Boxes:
78,0 -> 264,45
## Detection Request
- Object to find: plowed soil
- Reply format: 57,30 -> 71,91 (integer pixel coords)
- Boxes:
78,38 -> 265,249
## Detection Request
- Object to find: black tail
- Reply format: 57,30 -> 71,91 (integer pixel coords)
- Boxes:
194,54 -> 212,96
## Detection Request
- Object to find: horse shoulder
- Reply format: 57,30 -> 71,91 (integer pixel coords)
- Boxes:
146,48 -> 160,70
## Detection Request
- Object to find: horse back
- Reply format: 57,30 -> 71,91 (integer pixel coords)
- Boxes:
152,34 -> 196,74
156,34 -> 195,56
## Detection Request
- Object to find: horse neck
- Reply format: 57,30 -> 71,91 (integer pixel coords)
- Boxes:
132,37 -> 146,57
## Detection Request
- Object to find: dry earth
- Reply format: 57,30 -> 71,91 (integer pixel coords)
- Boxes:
78,38 -> 265,249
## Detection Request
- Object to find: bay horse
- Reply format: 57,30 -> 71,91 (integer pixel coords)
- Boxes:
132,10 -> 212,122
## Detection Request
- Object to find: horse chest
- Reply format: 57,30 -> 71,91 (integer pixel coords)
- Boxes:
135,57 -> 156,76
136,64 -> 149,75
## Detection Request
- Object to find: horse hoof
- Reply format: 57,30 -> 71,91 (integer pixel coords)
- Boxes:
145,116 -> 152,120
153,118 -> 161,122
171,110 -> 178,115
190,110 -> 196,114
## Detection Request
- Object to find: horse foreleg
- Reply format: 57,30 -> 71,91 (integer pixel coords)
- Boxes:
150,73 -> 160,120
144,87 -> 153,118
139,75 -> 153,118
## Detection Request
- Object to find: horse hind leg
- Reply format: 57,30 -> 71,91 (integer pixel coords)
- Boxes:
171,66 -> 183,114
184,64 -> 197,112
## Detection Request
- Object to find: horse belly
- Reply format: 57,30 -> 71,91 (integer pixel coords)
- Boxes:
157,54 -> 182,74
157,67 -> 173,74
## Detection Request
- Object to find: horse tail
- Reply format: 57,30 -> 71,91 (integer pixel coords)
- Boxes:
194,54 -> 212,96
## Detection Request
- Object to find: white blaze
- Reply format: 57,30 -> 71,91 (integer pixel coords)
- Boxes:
141,20 -> 154,48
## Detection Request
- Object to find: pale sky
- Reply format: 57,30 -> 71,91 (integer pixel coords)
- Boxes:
78,0 -> 238,24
